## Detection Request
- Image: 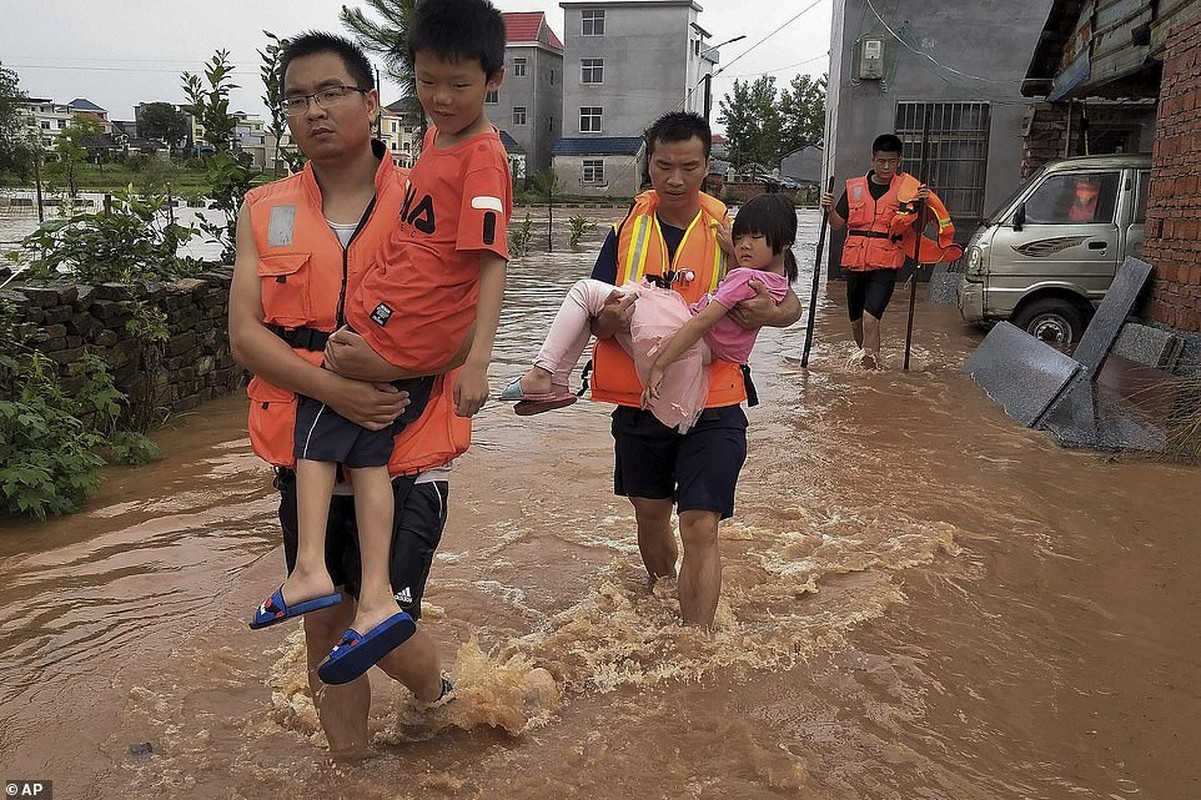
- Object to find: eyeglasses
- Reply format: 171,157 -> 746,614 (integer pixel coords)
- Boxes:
281,85 -> 369,117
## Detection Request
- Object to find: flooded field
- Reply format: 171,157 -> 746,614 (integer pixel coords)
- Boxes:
1,209 -> 1198,799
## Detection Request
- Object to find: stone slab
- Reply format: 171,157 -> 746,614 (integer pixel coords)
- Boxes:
963,321 -> 1084,427
1039,379 -> 1167,453
1072,256 -> 1153,374
1112,322 -> 1183,370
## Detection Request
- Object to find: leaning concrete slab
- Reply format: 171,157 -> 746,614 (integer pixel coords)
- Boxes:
1072,256 -> 1153,374
963,321 -> 1084,427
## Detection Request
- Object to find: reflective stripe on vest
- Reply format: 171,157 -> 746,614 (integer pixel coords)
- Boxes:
591,190 -> 746,409
243,148 -> 471,475
841,173 -> 908,270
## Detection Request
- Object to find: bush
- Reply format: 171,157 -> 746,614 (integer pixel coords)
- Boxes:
510,213 -> 533,257
17,186 -> 201,284
568,214 -> 597,250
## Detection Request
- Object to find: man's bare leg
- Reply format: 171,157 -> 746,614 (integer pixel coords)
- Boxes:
862,312 -> 882,368
850,317 -> 864,349
377,629 -> 445,702
346,466 -> 402,635
630,497 -> 678,580
677,509 -> 722,627
303,600 -> 370,759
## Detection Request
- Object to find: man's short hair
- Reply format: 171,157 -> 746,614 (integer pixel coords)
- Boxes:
279,32 -> 375,93
644,111 -> 712,160
872,133 -> 904,156
408,0 -> 506,77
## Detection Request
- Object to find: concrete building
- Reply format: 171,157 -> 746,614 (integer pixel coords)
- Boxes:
494,10 -> 564,176
379,101 -> 421,168
21,99 -> 75,149
554,0 -> 732,197
825,0 -> 1055,274
1021,0 -> 1201,337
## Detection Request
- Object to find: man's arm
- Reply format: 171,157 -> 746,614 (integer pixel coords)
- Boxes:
821,190 -> 848,230
727,282 -> 802,329
228,203 -> 407,430
452,253 -> 507,417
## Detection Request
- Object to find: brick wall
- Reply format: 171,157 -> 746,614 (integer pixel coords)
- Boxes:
1020,101 -> 1084,178
1,270 -> 241,427
1143,13 -> 1201,334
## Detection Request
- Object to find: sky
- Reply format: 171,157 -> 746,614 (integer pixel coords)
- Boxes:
0,0 -> 832,134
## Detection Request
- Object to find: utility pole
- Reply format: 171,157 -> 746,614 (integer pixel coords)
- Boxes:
32,145 -> 44,223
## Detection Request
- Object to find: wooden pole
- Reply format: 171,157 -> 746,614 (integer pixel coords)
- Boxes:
801,176 -> 836,368
903,106 -> 933,372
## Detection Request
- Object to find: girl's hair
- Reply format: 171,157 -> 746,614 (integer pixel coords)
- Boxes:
731,193 -> 799,282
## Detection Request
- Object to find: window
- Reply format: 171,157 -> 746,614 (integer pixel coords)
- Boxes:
1133,169 -> 1151,224
513,106 -> 527,126
1023,172 -> 1121,225
895,101 -> 992,225
513,58 -> 527,77
579,107 -> 602,133
581,59 -> 604,84
582,159 -> 605,184
581,10 -> 605,36
390,121 -> 397,133
40,120 -> 50,129
485,89 -> 499,104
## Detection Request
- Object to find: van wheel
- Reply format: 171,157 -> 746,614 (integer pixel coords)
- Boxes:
1012,299 -> 1086,345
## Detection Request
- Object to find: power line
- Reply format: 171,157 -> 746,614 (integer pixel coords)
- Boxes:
723,53 -> 828,80
862,0 -> 1009,84
715,0 -> 827,78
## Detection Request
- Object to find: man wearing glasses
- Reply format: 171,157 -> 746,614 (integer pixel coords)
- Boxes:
229,32 -> 467,758
821,133 -> 930,369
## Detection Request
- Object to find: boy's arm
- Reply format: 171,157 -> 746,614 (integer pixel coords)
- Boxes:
323,324 -> 472,382
228,203 -> 408,430
641,300 -> 728,408
453,252 -> 507,416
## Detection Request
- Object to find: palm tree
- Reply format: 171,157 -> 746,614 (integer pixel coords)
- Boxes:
340,1 -> 424,132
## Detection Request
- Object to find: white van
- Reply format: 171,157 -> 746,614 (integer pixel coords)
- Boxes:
958,153 -> 1151,343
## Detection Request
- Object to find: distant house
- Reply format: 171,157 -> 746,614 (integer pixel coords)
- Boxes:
379,101 -> 421,168
779,144 -> 822,186
499,130 -> 528,181
552,135 -> 644,198
497,10 -> 564,176
21,98 -> 76,149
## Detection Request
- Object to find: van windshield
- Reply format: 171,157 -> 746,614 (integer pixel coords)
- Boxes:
984,164 -> 1048,225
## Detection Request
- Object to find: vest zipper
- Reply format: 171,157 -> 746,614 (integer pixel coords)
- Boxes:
335,195 -> 378,328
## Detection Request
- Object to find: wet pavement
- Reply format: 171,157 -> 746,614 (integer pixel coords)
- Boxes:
1,209 -> 1199,799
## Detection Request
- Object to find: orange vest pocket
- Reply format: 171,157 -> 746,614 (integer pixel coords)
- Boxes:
258,253 -> 313,328
247,375 -> 298,468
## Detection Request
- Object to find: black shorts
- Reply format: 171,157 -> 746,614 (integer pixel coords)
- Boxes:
293,375 -> 435,468
845,268 -> 899,321
611,404 -> 748,520
276,468 -> 448,619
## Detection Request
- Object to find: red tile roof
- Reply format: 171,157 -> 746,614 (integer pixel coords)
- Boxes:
501,11 -> 564,51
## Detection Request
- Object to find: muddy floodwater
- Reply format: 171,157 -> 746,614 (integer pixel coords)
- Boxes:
1,209 -> 1199,799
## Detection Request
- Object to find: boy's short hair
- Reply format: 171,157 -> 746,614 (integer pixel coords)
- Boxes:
872,133 -> 904,156
279,32 -> 375,93
408,0 -> 506,76
644,111 -> 712,160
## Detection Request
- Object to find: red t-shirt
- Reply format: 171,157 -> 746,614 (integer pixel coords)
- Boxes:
352,127 -> 512,369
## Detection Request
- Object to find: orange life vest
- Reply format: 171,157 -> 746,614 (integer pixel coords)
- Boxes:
242,147 -> 471,476
842,172 -> 961,269
590,190 -> 747,408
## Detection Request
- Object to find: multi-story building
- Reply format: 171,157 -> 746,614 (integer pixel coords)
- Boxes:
553,0 -> 727,197
379,101 -> 422,168
493,11 -> 564,177
21,99 -> 75,149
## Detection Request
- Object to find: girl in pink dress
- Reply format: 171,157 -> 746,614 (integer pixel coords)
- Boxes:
500,193 -> 799,432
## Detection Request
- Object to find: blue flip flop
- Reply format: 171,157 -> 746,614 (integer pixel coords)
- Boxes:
316,611 -> 417,685
249,586 -> 343,630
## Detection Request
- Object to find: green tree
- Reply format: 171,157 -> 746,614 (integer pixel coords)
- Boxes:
49,114 -> 104,196
718,73 -> 826,172
182,50 -> 249,262
778,73 -> 827,154
340,0 -> 423,128
259,30 -> 304,176
531,168 -> 566,252
137,101 -> 189,148
181,50 -> 239,152
0,62 -> 36,180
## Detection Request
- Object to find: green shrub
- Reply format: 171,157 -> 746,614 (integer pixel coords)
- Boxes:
567,213 -> 597,250
510,213 -> 533,256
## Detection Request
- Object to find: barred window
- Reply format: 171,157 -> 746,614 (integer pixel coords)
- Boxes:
582,159 -> 604,184
895,101 -> 991,225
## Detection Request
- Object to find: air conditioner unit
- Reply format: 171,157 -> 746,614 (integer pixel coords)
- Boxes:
859,38 -> 884,80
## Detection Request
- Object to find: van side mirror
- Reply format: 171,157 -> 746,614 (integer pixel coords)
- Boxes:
1013,203 -> 1026,232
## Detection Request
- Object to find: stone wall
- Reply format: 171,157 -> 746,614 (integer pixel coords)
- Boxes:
1,269 -> 241,425
1143,13 -> 1201,334
1020,101 -> 1084,179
